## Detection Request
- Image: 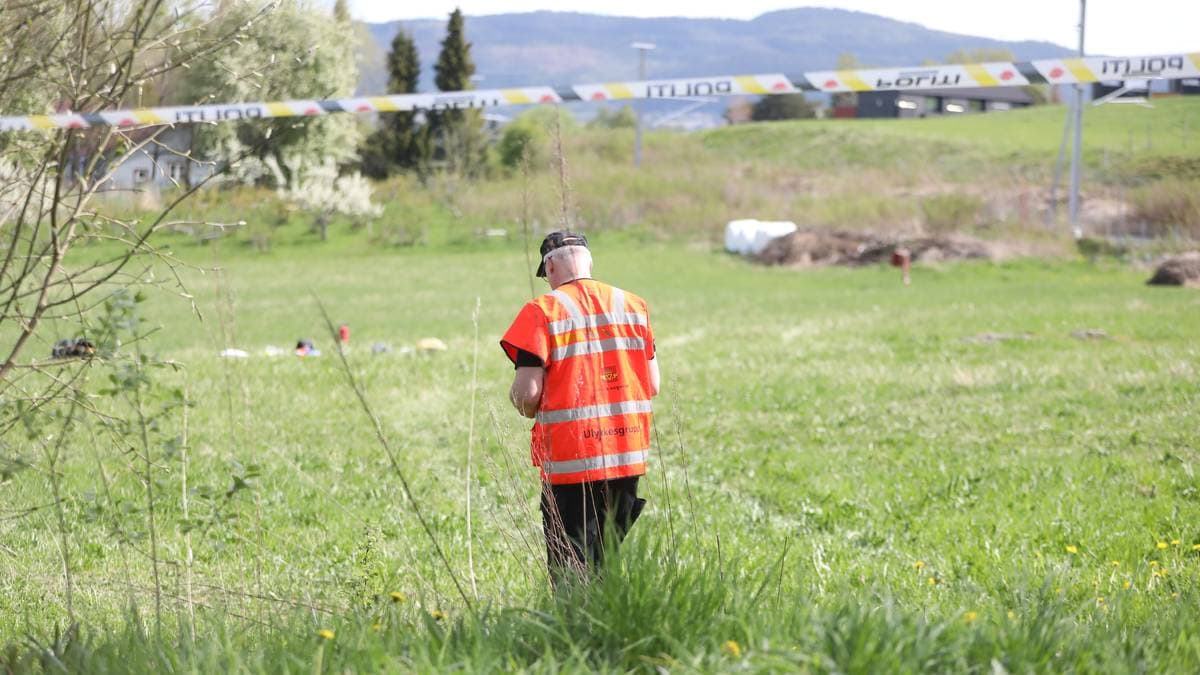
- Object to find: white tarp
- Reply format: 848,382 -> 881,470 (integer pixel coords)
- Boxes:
724,219 -> 797,256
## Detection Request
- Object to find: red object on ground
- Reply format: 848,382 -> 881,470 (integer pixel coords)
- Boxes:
891,249 -> 912,286
338,324 -> 350,344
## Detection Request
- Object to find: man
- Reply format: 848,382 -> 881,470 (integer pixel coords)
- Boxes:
500,231 -> 660,581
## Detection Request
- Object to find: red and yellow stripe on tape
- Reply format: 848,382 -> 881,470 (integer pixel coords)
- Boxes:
2,53 -> 1197,132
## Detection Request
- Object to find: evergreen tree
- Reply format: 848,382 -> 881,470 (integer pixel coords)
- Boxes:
361,28 -> 426,177
434,9 -> 474,92
430,8 -> 485,175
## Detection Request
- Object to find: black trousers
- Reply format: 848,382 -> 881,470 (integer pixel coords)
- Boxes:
540,476 -> 645,580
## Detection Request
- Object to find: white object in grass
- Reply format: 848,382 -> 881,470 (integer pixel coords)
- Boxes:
724,219 -> 797,256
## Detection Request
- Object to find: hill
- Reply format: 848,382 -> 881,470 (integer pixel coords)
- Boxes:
358,8 -> 1075,96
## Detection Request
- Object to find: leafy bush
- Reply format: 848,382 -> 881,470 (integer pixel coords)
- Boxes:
496,108 -> 578,170
751,93 -> 817,121
497,124 -> 536,169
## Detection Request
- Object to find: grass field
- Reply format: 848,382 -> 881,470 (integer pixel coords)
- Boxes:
4,231 -> 1200,670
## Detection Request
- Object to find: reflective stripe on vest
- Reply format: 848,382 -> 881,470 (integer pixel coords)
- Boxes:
551,335 -> 645,361
546,311 -> 648,336
542,449 -> 648,477
546,285 -> 646,337
548,289 -> 585,325
536,399 -> 653,425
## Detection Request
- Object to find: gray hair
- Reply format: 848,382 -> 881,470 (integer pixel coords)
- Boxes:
543,245 -> 593,273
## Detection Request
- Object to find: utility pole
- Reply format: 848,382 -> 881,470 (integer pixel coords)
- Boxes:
631,42 -> 655,167
1068,0 -> 1086,236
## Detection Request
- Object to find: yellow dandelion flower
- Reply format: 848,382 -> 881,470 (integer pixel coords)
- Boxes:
318,629 -> 334,640
430,609 -> 446,621
1159,567 -> 1169,577
963,611 -> 978,624
390,591 -> 406,603
927,576 -> 938,586
1172,592 -> 1180,600
913,560 -> 926,570
1007,610 -> 1016,620
1065,545 -> 1078,554
1171,539 -> 1180,546
1149,560 -> 1159,567
1096,596 -> 1105,605
1110,560 -> 1120,567
1123,580 -> 1132,589
721,640 -> 742,658
371,623 -> 383,632
1156,542 -> 1168,550
1192,544 -> 1200,552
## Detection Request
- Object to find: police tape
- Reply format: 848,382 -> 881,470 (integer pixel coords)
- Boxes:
2,52 -> 1197,131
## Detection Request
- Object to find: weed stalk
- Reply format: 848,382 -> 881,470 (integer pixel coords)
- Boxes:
313,293 -> 475,613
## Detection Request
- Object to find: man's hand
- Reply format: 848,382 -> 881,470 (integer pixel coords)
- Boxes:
510,366 -> 544,418
648,357 -> 661,397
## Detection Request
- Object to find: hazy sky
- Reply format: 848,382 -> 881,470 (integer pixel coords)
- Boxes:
348,1 -> 1198,57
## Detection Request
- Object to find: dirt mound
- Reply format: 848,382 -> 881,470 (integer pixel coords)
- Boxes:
756,227 -> 994,267
1147,253 -> 1200,287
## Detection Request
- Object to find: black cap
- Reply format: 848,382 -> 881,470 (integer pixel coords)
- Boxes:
535,230 -> 588,278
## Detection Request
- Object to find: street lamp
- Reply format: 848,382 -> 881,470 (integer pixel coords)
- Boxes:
630,42 -> 656,167
1068,0 -> 1086,235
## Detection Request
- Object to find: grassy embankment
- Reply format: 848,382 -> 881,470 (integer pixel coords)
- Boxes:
113,95 -> 1200,256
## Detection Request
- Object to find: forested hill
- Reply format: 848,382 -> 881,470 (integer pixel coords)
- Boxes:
357,8 -> 1075,95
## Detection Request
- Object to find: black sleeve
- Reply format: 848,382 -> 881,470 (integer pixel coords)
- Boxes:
514,348 -> 544,369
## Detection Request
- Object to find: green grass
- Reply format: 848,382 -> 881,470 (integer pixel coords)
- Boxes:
703,96 -> 1200,170
4,233 -> 1200,671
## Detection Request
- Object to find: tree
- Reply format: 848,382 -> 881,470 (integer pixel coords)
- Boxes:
0,4 -> 269,626
184,0 -> 361,187
751,94 -> 817,122
361,28 -> 426,177
0,0 -> 258,386
429,8 -> 485,176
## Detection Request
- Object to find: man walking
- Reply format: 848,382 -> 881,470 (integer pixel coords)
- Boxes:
500,231 -> 660,581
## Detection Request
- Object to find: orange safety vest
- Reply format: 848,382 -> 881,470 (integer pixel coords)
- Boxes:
501,279 -> 656,485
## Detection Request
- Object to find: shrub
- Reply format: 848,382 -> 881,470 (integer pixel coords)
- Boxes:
920,193 -> 985,235
588,105 -> 637,129
1129,179 -> 1200,238
496,108 -> 577,171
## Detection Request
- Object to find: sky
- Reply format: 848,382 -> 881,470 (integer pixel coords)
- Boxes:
348,0 -> 1199,57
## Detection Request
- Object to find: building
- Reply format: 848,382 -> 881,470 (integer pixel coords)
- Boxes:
69,126 -> 216,192
107,127 -> 215,191
855,87 -> 1035,119
1170,78 -> 1200,95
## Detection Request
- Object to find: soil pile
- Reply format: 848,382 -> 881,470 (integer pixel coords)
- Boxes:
756,227 -> 993,267
1147,253 -> 1200,287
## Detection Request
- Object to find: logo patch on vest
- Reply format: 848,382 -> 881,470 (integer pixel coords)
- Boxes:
602,366 -> 619,382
